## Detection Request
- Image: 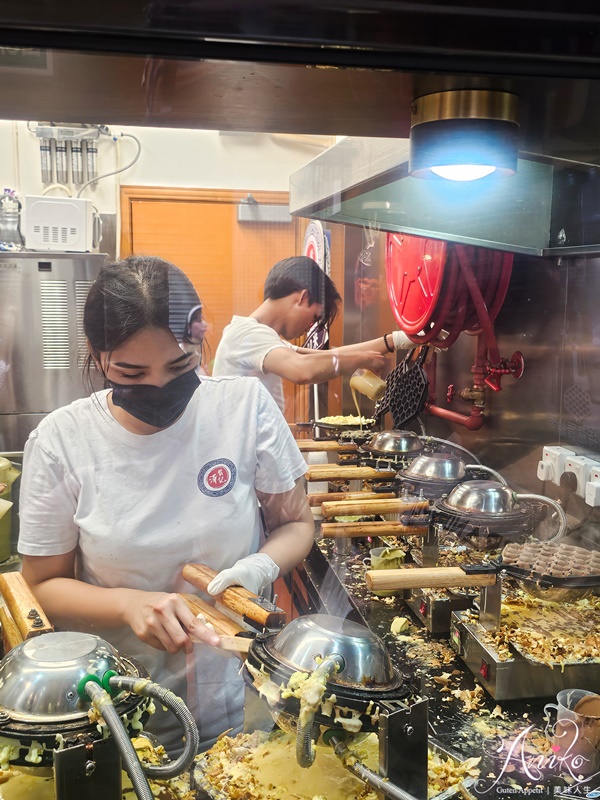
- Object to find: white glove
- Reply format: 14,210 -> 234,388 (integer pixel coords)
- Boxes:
206,553 -> 280,596
391,330 -> 413,350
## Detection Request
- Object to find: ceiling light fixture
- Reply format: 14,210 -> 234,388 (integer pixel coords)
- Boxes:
409,89 -> 519,181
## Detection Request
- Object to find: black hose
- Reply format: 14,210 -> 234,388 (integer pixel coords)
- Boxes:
85,681 -> 154,800
109,675 -> 199,779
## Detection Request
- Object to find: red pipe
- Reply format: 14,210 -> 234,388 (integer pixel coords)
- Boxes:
471,333 -> 488,391
455,247 -> 501,364
425,402 -> 485,431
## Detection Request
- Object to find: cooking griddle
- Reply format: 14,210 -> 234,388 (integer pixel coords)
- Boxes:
375,347 -> 429,429
452,607 -> 600,700
450,542 -> 600,700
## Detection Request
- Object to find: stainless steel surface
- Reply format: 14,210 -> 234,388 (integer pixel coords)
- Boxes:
99,213 -> 117,260
478,579 -> 502,631
0,252 -> 106,451
54,738 -> 122,800
451,611 -> 600,701
405,591 -> 475,635
379,698 -> 428,800
242,685 -> 277,733
329,732 -> 419,800
423,437 -> 480,465
403,452 -> 466,481
0,631 -> 129,722
365,430 -> 424,455
445,480 -> 517,513
333,536 -> 353,556
266,613 -> 394,686
290,143 -> 554,256
421,523 -> 440,567
515,493 -> 568,543
473,465 -> 509,484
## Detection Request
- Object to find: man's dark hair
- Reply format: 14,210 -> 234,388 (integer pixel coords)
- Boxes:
263,256 -> 341,329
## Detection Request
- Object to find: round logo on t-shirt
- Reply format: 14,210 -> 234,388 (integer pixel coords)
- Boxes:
198,458 -> 237,497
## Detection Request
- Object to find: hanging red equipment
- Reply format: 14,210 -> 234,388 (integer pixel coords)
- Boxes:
386,233 -> 524,430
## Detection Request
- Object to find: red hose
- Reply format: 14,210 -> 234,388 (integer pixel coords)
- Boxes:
392,238 -> 514,352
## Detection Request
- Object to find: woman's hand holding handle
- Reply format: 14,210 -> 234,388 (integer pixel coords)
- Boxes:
121,590 -> 220,655
206,553 -> 280,596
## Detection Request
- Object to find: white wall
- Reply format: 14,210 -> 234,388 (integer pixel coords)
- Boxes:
0,121 -> 329,217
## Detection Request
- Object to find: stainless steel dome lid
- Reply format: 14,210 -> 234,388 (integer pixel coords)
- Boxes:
265,614 -> 394,686
0,631 -> 131,723
364,430 -> 424,455
402,452 -> 466,481
444,480 -> 518,514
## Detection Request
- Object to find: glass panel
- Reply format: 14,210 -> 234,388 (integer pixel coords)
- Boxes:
1,31 -> 600,799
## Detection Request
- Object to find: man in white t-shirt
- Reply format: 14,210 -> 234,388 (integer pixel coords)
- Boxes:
213,256 -> 414,412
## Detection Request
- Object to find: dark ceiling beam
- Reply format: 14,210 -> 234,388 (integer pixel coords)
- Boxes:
0,1 -> 600,78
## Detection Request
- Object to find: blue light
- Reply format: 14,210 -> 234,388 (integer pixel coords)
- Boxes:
430,165 -> 497,181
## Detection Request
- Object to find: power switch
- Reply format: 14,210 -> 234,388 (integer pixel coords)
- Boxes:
586,467 -> 600,507
537,445 -> 575,485
564,456 -> 600,497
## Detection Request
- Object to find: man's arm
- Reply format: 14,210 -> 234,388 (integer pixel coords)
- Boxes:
263,345 -> 386,384
296,331 -> 411,357
262,330 -> 413,385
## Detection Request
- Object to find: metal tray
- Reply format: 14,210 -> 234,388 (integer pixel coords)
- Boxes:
495,558 -> 600,590
493,557 -> 600,602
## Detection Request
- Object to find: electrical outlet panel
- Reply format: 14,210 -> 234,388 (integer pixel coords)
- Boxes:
564,455 -> 600,497
586,466 -> 600,507
537,446 -> 575,485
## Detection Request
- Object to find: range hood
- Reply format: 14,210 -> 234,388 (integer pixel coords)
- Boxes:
289,137 -> 600,257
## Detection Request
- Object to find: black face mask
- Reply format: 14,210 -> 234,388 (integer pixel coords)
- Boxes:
109,368 -> 200,428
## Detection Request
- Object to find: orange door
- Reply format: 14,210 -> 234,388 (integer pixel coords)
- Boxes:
120,187 -> 308,421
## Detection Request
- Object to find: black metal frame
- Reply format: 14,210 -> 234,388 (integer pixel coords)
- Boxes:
1,1 -> 600,79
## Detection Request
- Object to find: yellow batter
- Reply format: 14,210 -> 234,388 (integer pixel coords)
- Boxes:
201,730 -> 379,800
0,737 -> 194,800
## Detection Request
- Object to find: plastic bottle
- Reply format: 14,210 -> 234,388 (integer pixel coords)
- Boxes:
0,190 -> 24,247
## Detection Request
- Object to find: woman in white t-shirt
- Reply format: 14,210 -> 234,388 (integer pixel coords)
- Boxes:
18,255 -> 313,754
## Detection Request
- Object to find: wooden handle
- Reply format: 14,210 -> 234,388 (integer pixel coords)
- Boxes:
182,564 -> 286,628
321,522 -> 429,537
180,594 -> 245,637
216,635 -> 252,654
365,566 -> 497,592
0,572 -> 53,640
321,498 -> 429,518
308,491 -> 396,507
0,606 -> 23,653
305,465 -> 397,481
296,440 -> 357,453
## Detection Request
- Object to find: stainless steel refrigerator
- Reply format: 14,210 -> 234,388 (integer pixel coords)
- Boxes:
0,252 -> 106,452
